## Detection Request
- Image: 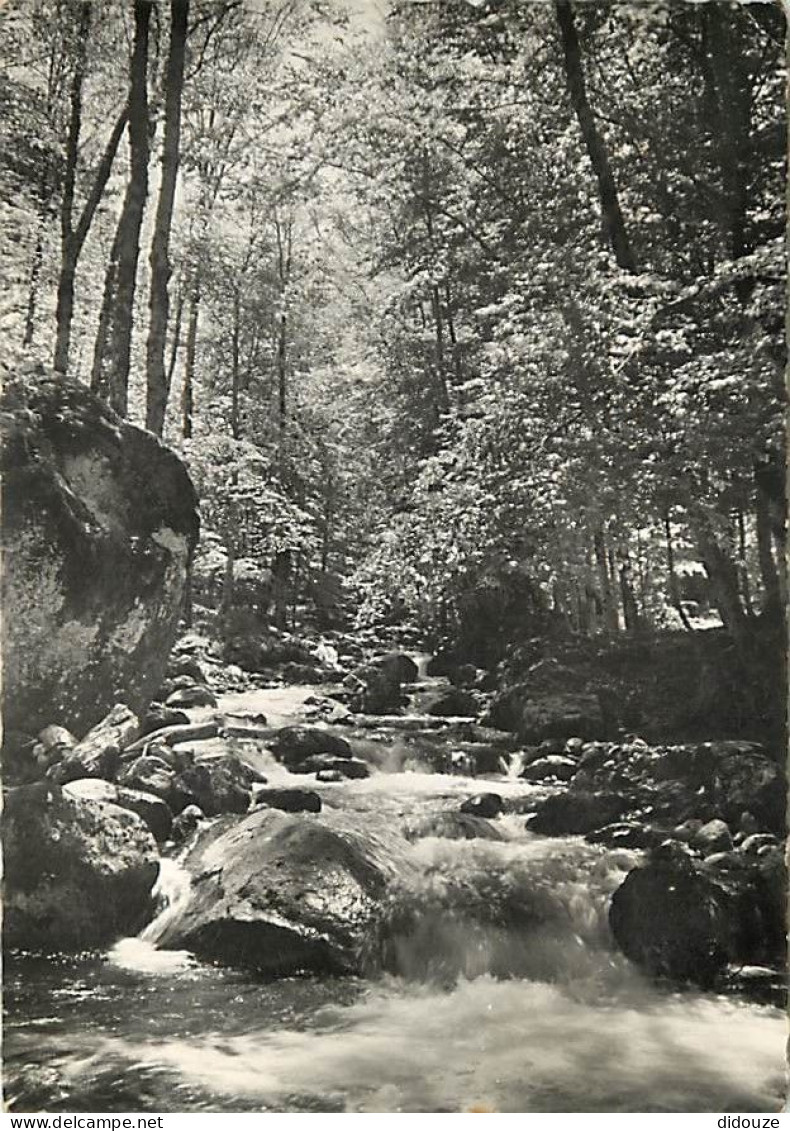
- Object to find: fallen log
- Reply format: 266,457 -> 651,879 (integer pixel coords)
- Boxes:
122,720 -> 219,756
49,704 -> 140,784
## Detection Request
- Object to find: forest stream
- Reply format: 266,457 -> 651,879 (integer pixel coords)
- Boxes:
3,663 -> 786,1114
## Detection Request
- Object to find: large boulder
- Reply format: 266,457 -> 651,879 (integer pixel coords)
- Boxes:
64,777 -> 173,842
268,726 -> 352,769
526,791 -> 625,836
252,786 -> 322,814
609,849 -> 730,985
711,747 -> 785,835
610,845 -> 787,984
158,808 -> 399,975
1,371 -> 199,739
3,781 -> 159,950
405,811 -> 506,842
425,688 -> 478,718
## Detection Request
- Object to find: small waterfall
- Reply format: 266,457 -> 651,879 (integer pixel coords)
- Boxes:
108,858 -> 193,973
141,857 -> 193,944
408,652 -> 433,682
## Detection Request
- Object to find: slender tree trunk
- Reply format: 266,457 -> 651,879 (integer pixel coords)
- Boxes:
101,0 -> 152,417
554,0 -> 637,271
755,482 -> 781,614
593,527 -> 618,632
145,0 -> 189,435
165,284 -> 184,401
230,289 -> 241,440
664,509 -> 695,633
53,0 -> 91,373
24,193 -> 50,346
182,277 -> 200,439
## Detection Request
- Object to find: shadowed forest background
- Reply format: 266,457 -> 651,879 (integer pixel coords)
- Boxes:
0,0 -> 786,741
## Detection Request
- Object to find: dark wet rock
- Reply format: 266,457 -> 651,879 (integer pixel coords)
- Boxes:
449,663 -> 478,688
253,786 -> 322,814
672,819 -> 704,844
612,842 -> 787,985
172,803 -> 204,843
281,662 -> 325,685
348,660 -> 404,714
118,754 -> 178,804
167,656 -> 206,683
690,819 -> 733,856
586,822 -> 667,850
292,755 -> 370,780
176,753 -> 265,817
405,811 -> 506,842
711,748 -> 785,834
460,792 -> 503,819
268,725 -> 352,769
64,777 -> 173,842
426,650 -> 458,678
609,853 -> 730,985
158,808 -> 398,975
463,745 -> 508,776
47,704 -> 139,785
425,689 -> 478,718
564,737 -> 585,759
526,791 -> 625,836
1,371 -> 198,739
3,781 -> 158,949
165,684 -> 217,709
520,755 -> 578,783
316,769 -> 344,783
141,706 -> 190,736
376,653 -> 419,684
223,632 -> 312,674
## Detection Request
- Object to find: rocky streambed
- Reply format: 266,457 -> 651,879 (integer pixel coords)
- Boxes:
3,640 -> 787,1113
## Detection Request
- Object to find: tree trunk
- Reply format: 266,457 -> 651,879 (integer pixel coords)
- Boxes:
593,526 -> 618,632
101,0 -> 152,417
664,509 -> 695,633
755,481 -> 782,615
145,0 -> 189,436
554,0 -> 637,272
182,277 -> 200,439
691,506 -> 751,648
230,291 -> 241,439
53,0 -> 92,374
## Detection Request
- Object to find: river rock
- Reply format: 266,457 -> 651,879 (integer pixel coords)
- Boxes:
141,706 -> 190,736
711,748 -> 785,834
520,755 -> 578,783
376,653 -> 419,683
167,656 -> 206,683
460,792 -> 504,819
316,769 -> 344,783
425,689 -> 478,718
3,781 -> 159,949
64,777 -> 173,842
1,370 -> 199,740
176,753 -> 265,817
292,755 -> 371,780
690,819 -> 733,856
586,822 -> 667,850
609,852 -> 730,985
118,754 -> 178,805
526,791 -> 625,836
158,808 -> 394,975
253,786 -> 322,814
165,684 -> 217,709
268,725 -> 352,768
172,803 -> 204,842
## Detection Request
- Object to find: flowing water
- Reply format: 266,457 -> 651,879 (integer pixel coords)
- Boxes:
4,672 -> 787,1113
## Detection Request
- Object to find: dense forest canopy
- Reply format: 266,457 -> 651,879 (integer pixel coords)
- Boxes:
1,0 -> 786,672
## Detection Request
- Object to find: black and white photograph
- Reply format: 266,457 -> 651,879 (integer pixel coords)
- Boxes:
0,0 -> 787,1114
